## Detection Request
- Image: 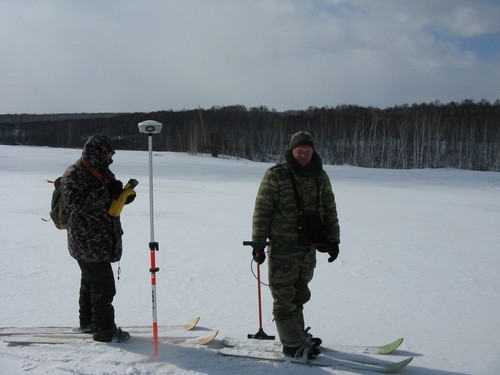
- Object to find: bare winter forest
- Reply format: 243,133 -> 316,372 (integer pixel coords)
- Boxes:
1,100 -> 499,171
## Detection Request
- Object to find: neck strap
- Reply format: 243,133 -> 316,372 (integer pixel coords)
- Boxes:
288,168 -> 320,216
82,157 -> 107,185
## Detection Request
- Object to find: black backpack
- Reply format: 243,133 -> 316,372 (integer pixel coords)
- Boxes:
49,177 -> 67,230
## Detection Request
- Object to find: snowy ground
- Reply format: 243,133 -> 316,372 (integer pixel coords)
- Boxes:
0,144 -> 499,375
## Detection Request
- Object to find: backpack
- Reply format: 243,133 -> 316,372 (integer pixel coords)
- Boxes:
49,177 -> 67,230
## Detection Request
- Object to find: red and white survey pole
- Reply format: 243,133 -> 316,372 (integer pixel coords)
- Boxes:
138,120 -> 163,357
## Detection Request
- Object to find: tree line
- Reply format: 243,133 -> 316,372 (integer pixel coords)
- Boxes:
1,99 -> 499,171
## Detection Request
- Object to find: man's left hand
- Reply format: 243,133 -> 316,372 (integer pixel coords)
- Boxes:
327,242 -> 339,263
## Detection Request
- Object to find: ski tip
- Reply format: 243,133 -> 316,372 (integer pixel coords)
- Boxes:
391,337 -> 404,347
183,317 -> 200,331
197,330 -> 219,345
397,357 -> 413,369
380,356 -> 413,373
379,337 -> 404,354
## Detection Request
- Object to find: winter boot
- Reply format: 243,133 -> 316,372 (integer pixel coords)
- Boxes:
113,327 -> 130,342
311,336 -> 322,348
275,316 -> 304,348
283,344 -> 301,357
295,309 -> 322,347
302,326 -> 322,347
93,327 -> 130,343
283,331 -> 321,359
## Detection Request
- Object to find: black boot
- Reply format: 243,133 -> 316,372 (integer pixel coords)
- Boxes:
311,336 -> 322,347
283,344 -> 301,357
93,327 -> 130,343
307,346 -> 321,359
303,326 -> 322,348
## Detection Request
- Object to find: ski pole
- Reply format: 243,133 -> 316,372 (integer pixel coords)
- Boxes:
243,241 -> 275,340
139,120 -> 163,357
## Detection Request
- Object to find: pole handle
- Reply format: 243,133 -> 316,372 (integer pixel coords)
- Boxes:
243,241 -> 270,248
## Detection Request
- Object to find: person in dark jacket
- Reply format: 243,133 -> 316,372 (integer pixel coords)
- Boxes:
252,131 -> 340,359
60,134 -> 132,342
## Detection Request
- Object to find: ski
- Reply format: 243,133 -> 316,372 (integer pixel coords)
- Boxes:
218,346 -> 413,373
221,336 -> 404,355
166,330 -> 218,345
0,316 -> 200,336
326,337 -> 404,355
3,330 -> 218,347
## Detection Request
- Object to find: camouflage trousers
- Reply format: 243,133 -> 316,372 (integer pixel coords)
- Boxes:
268,243 -> 316,346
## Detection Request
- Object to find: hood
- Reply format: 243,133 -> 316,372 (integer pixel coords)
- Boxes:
82,134 -> 114,171
285,150 -> 323,177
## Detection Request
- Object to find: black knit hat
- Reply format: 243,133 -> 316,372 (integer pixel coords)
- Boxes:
289,130 -> 314,151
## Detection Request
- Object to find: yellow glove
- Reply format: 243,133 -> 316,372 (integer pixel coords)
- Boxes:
108,188 -> 136,217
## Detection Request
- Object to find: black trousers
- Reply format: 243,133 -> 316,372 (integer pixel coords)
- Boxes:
77,260 -> 116,331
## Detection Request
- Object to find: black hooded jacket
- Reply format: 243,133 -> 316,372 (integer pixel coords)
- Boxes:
60,135 -> 123,262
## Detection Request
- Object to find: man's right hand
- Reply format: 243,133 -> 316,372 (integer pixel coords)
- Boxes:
252,247 -> 266,264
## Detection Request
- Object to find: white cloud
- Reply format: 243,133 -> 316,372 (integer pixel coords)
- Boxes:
438,3 -> 500,37
0,0 -> 498,113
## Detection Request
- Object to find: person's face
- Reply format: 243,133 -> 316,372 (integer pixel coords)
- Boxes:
105,150 -> 115,165
292,145 -> 313,167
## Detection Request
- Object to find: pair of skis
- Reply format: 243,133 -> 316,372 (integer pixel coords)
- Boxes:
218,336 -> 413,373
0,317 -> 218,347
0,319 -> 412,373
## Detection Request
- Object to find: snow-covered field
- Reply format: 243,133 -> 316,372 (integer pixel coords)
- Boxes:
0,144 -> 499,374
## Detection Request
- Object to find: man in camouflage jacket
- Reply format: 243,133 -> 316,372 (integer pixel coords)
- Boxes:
252,131 -> 340,358
60,134 -> 130,342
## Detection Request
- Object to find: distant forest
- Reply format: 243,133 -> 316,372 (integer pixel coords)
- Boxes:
1,99 -> 499,171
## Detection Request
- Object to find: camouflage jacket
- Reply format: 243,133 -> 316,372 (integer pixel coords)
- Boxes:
252,151 -> 340,248
60,158 -> 123,263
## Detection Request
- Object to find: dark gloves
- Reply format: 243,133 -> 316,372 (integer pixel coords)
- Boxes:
327,242 -> 340,263
107,180 -> 123,198
252,247 -> 266,265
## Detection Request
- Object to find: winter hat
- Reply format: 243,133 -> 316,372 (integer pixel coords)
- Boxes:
289,131 -> 314,151
82,134 -> 115,170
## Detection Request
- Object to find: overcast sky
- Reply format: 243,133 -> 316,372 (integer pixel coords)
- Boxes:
1,0 -> 499,114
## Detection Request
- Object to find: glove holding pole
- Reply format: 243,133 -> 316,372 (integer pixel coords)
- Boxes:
245,241 -> 268,264
252,246 -> 266,264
